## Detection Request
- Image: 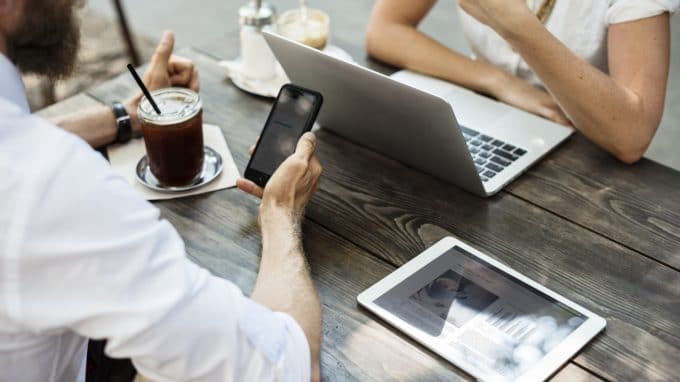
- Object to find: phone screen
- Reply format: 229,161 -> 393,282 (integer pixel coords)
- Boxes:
249,86 -> 320,177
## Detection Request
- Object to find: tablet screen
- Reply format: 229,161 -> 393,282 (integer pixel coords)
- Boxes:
375,246 -> 586,380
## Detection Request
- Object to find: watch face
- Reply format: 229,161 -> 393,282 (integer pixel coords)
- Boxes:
113,102 -> 133,143
117,118 -> 132,142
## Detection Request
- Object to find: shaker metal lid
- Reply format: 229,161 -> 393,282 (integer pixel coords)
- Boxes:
239,1 -> 276,27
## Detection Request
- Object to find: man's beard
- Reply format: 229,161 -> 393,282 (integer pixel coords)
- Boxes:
7,0 -> 81,80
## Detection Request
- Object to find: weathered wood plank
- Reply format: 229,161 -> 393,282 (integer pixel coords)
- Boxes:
35,93 -> 102,119
507,134 -> 680,269
85,68 -> 143,106
85,48 -> 680,381
550,364 -> 605,382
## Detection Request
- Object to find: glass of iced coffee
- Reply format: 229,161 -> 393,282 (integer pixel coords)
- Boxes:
137,88 -> 204,187
278,8 -> 330,50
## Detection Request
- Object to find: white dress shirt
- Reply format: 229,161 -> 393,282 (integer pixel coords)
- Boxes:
457,0 -> 680,87
0,53 -> 310,382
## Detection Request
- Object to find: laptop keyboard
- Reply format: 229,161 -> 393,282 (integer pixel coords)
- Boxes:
459,125 -> 527,183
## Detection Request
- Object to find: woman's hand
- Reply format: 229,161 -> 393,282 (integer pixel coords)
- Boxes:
490,71 -> 571,126
458,1 -> 570,126
458,0 -> 533,35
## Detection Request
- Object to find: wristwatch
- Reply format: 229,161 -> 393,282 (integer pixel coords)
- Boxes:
111,101 -> 132,144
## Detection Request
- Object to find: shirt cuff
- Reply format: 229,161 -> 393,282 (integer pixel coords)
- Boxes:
608,0 -> 679,24
274,312 -> 311,382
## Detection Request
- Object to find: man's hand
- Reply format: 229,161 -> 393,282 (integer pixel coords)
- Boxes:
237,133 -> 323,219
142,30 -> 200,92
458,0 -> 533,35
123,30 -> 200,135
491,72 -> 571,126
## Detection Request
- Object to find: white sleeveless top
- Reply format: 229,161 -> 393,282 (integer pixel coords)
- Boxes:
457,0 -> 679,87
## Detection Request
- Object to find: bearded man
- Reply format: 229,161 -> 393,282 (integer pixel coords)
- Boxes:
0,1 -> 323,381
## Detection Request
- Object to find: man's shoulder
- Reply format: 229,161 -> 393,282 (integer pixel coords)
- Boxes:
0,99 -> 80,154
3,98 -> 106,158
0,99 -> 111,209
0,100 -> 89,245
0,99 -> 156,255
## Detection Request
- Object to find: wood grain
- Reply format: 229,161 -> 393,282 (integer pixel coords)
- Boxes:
507,134 -> 680,269
309,129 -> 680,382
550,364 -> 605,382
35,93 -> 102,119
81,48 -> 680,381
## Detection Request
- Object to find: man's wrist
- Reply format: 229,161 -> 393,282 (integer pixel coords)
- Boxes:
261,205 -> 302,239
260,205 -> 301,231
259,205 -> 304,263
111,102 -> 133,143
123,99 -> 142,138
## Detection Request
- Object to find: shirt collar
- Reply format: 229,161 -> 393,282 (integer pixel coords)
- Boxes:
0,53 -> 30,113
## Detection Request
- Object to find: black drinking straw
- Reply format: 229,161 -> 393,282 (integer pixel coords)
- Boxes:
126,64 -> 161,115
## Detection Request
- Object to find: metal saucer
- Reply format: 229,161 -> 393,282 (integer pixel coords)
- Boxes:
135,146 -> 223,192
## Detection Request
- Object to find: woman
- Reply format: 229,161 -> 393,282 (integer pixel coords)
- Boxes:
366,0 -> 678,163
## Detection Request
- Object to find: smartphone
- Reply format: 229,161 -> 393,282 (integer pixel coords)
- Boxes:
245,84 -> 323,187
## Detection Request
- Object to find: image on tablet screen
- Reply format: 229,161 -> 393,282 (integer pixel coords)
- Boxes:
375,246 -> 587,380
409,269 -> 498,328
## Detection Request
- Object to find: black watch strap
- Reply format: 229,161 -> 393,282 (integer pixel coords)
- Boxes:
112,102 -> 132,144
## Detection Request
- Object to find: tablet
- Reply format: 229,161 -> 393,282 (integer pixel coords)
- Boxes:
357,237 -> 605,381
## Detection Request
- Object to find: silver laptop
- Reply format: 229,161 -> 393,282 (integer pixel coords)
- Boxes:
264,32 -> 573,197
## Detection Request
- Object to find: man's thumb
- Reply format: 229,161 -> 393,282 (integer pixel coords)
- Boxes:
294,132 -> 317,161
150,31 -> 175,69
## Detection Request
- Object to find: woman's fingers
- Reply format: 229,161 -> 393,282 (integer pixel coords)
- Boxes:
538,96 -> 571,125
540,106 -> 571,126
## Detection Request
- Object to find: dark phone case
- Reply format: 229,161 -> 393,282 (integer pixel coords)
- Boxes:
244,84 -> 324,188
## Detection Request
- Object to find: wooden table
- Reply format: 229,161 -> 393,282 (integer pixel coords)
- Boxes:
39,4 -> 680,381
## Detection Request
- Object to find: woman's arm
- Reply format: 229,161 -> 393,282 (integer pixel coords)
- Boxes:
366,0 -> 570,124
460,0 -> 671,163
366,0 -> 499,95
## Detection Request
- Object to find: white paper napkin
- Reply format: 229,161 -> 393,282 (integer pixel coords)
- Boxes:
220,59 -> 289,98
107,124 -> 240,201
